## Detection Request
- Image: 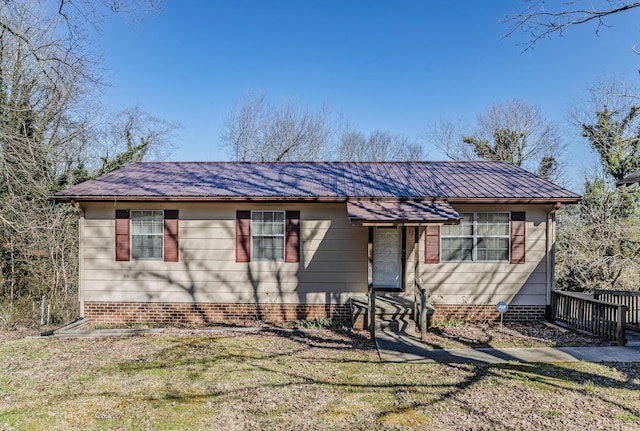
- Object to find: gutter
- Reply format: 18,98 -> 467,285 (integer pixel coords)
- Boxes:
50,195 -> 582,204
546,202 -> 561,313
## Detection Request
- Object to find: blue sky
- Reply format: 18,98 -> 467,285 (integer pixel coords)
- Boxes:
96,1 -> 640,190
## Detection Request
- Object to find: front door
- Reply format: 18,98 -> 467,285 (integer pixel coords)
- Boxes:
372,226 -> 402,290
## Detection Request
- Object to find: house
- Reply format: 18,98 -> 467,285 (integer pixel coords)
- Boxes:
617,171 -> 640,187
52,161 -> 581,327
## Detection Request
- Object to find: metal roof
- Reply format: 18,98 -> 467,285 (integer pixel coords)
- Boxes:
347,199 -> 461,223
617,171 -> 640,187
52,161 -> 581,203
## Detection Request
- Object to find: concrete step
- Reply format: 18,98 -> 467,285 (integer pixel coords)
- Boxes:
350,295 -> 415,330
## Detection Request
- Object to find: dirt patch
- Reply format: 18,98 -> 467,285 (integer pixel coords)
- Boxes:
0,320 -> 613,349
0,324 -> 55,343
420,321 -> 615,349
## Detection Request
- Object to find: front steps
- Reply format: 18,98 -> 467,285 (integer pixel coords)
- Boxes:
350,295 -> 415,330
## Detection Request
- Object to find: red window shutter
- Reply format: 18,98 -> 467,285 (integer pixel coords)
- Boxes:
510,212 -> 526,264
115,210 -> 130,262
424,225 -> 440,264
236,211 -> 251,262
285,211 -> 301,263
164,210 -> 179,262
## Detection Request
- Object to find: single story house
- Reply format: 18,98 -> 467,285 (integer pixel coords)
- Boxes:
52,161 -> 581,326
617,171 -> 640,187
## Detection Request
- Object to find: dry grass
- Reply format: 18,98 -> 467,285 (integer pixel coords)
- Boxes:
419,321 -> 615,349
0,327 -> 639,430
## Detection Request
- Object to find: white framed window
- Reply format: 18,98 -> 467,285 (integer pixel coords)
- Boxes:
441,212 -> 510,262
251,210 -> 285,260
131,210 -> 164,260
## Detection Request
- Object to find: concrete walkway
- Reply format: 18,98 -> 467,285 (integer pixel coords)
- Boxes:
375,320 -> 640,364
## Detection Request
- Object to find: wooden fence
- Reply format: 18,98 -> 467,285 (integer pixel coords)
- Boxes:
593,290 -> 640,331
550,291 -> 627,346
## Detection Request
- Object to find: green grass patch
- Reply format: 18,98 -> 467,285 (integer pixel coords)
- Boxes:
293,318 -> 349,329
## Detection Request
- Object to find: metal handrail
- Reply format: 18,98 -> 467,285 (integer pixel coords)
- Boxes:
368,287 -> 376,340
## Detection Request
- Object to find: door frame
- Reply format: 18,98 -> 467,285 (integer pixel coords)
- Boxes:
367,226 -> 406,292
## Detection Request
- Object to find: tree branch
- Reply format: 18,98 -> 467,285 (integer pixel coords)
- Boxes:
502,1 -> 640,52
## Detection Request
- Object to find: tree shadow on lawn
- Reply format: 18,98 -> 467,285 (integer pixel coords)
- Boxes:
374,360 -> 640,429
114,327 -> 377,373
98,329 -> 640,429
420,321 -> 614,350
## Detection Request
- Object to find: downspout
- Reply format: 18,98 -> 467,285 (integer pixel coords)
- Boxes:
70,200 -> 85,317
545,202 -> 560,316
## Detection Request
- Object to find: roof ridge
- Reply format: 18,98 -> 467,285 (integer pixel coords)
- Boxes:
131,160 -> 514,165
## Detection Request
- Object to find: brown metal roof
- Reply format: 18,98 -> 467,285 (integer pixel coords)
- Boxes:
347,199 -> 461,223
617,171 -> 640,187
52,161 -> 581,203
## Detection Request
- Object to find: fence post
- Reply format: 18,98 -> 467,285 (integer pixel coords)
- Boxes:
617,304 -> 627,346
550,291 -> 557,323
40,295 -> 45,326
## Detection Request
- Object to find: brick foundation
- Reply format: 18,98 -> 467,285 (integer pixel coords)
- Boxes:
84,301 -> 546,327
430,304 -> 546,324
84,302 -> 351,326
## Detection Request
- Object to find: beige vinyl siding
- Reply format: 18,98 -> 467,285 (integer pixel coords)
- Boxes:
80,201 -> 555,308
81,202 -> 368,305
417,204 -> 552,306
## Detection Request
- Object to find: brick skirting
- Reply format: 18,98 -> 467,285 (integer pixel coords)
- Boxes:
84,302 -> 351,326
84,301 -> 545,327
430,304 -> 546,324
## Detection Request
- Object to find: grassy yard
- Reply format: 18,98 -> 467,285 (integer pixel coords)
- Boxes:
0,328 -> 639,431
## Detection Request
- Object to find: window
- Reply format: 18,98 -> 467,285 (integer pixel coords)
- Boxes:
131,210 -> 164,259
251,211 -> 285,260
441,212 -> 510,262
236,210 -> 300,263
115,209 -> 179,262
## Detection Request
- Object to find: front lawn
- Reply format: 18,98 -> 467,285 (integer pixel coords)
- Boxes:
0,329 -> 638,430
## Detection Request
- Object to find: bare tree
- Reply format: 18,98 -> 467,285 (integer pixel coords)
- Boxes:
89,106 -> 181,176
556,178 -> 640,291
221,92 -> 334,162
425,117 -> 473,161
428,99 -> 564,181
0,0 -> 168,326
570,77 -> 640,182
503,0 -> 640,52
338,129 -> 425,161
222,92 -> 428,163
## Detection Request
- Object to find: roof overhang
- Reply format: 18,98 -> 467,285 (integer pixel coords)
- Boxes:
616,173 -> 640,187
347,199 -> 461,225
51,195 -> 582,205
49,195 -> 351,203
446,197 -> 581,204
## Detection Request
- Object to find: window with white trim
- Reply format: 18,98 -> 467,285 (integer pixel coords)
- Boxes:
441,212 -> 510,262
251,211 -> 285,260
131,210 -> 164,259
